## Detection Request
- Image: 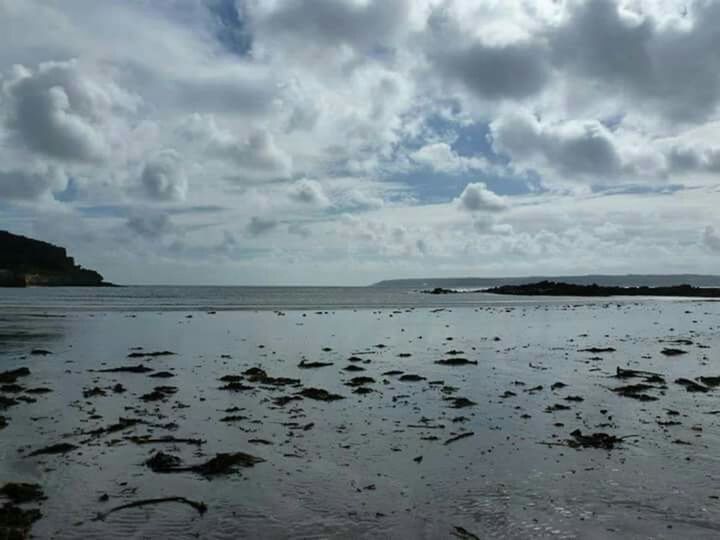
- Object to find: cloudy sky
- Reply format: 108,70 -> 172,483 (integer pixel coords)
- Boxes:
2,0 -> 720,285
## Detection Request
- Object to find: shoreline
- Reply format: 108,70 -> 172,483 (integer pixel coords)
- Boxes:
424,280 -> 720,298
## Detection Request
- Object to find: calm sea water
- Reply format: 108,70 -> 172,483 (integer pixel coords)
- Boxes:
0,285 -> 618,312
2,287 -> 719,538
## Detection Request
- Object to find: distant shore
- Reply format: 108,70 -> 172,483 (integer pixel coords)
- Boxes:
423,280 -> 720,298
0,230 -> 112,287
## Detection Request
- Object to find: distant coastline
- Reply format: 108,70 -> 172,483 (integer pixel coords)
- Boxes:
422,280 -> 720,298
0,231 -> 113,288
375,274 -> 720,289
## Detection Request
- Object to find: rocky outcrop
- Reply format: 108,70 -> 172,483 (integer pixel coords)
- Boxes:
0,231 -> 110,287
484,280 -> 720,298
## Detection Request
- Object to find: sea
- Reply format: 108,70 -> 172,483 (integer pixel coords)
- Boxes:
1,286 -> 719,538
0,284 -> 688,313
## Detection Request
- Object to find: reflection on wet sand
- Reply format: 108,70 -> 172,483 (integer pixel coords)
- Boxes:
1,301 -> 720,538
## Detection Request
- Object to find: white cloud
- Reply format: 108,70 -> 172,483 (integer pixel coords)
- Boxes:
288,179 -> 329,206
179,114 -> 292,181
140,150 -> 187,202
456,182 -> 506,212
2,60 -> 138,162
2,0 -> 720,284
703,226 -> 720,253
410,142 -> 487,173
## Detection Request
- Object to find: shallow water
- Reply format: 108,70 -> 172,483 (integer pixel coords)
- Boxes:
0,285 -> 620,312
1,293 -> 720,538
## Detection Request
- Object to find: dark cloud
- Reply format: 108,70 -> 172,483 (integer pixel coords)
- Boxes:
127,212 -> 173,238
0,168 -> 60,201
246,216 -> 278,236
425,8 -> 550,101
430,41 -> 550,101
287,223 -> 312,238
668,146 -> 720,174
491,112 -> 623,180
551,0 -> 720,121
256,0 -> 408,54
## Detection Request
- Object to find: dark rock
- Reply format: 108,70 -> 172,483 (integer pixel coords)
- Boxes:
126,436 -> 204,446
0,368 -> 30,384
611,383 -> 659,401
445,397 -> 476,408
83,417 -> 145,438
25,387 -> 52,395
298,360 -> 333,369
566,429 -> 623,450
149,371 -> 176,379
661,348 -> 688,356
485,280 -> 720,298
243,368 -> 300,387
0,483 -> 45,504
145,451 -> 264,476
452,525 -> 480,540
343,365 -> 365,372
0,396 -> 19,410
297,388 -> 344,401
0,503 -> 42,538
273,395 -> 302,407
545,403 -> 571,412
145,452 -> 183,472
220,381 -> 253,392
698,376 -> 720,387
399,374 -> 426,382
219,375 -> 243,383
127,351 -> 175,358
422,287 -> 457,295
83,387 -> 107,398
193,452 -> 265,477
345,377 -> 375,387
96,365 -> 153,374
140,386 -> 178,402
675,378 -> 709,393
435,358 -> 477,366
27,443 -> 78,457
220,415 -> 249,423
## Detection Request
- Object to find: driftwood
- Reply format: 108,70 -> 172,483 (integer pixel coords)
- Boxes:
93,496 -> 207,521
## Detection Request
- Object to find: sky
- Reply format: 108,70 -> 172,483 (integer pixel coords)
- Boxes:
2,0 -> 720,285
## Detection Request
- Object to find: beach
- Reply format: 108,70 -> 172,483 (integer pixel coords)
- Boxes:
1,289 -> 720,538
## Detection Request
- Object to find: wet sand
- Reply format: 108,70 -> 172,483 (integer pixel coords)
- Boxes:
1,300 -> 720,538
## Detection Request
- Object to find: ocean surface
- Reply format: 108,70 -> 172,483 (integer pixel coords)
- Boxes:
1,287 -> 719,538
0,285 -> 610,312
